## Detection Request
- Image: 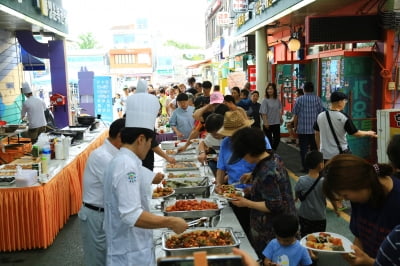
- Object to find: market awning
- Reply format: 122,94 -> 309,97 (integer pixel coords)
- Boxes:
20,47 -> 45,71
185,59 -> 212,69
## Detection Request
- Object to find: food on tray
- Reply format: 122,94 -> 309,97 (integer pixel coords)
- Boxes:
1,164 -> 33,170
166,150 -> 177,155
165,199 -> 218,212
152,187 -> 174,198
215,184 -> 236,195
165,230 -> 234,248
305,232 -> 344,251
167,172 -> 200,178
166,179 -> 203,188
0,170 -> 17,176
223,191 -> 244,200
166,162 -> 197,169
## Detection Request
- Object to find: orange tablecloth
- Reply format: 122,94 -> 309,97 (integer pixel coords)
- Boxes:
0,130 -> 108,251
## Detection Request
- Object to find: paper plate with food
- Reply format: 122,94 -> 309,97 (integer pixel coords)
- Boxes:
152,187 -> 175,199
222,190 -> 245,201
300,232 -> 353,253
215,184 -> 243,199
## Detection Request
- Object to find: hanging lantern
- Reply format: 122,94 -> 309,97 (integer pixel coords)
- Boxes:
288,38 -> 301,52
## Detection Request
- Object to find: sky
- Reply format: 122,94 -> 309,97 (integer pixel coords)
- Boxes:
63,0 -> 207,47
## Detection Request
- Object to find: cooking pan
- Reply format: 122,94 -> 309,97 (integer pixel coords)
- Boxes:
77,116 -> 95,125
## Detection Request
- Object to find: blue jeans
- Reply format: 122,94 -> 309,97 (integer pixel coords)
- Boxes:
298,134 -> 318,170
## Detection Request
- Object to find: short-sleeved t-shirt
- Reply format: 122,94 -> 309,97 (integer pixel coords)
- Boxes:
262,239 -> 312,266
295,175 -> 326,220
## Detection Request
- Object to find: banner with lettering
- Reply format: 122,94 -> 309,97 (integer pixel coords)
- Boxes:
93,76 -> 113,123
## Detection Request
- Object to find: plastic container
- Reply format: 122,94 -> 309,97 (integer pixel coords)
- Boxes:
63,137 -> 72,159
42,144 -> 51,161
55,141 -> 64,160
32,145 -> 40,158
41,157 -> 48,174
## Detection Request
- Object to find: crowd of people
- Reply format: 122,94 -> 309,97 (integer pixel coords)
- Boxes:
80,76 -> 400,266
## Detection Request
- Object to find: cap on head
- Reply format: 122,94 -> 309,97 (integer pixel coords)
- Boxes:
21,82 -> 32,94
330,91 -> 347,103
210,92 -> 224,104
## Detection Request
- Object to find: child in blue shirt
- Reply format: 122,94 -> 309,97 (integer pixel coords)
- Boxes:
263,214 -> 312,266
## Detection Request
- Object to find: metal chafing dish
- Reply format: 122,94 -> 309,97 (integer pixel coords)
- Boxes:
161,227 -> 240,256
162,198 -> 224,219
165,177 -> 212,197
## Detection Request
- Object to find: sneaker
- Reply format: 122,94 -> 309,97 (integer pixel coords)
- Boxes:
285,139 -> 297,144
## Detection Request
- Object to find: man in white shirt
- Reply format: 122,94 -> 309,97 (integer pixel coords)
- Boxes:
78,118 -> 125,266
103,82 -> 187,265
20,82 -> 47,143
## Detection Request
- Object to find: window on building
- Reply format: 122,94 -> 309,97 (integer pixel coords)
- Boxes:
137,53 -> 151,64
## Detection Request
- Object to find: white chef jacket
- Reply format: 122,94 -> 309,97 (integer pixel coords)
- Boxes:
82,138 -> 118,207
103,147 -> 156,266
21,96 -> 47,129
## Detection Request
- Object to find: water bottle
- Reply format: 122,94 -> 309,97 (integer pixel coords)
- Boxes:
42,144 -> 51,161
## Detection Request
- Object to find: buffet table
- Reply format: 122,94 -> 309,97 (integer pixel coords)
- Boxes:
0,128 -> 108,251
151,145 -> 258,261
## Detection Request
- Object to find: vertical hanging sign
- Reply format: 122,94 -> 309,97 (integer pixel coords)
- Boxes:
93,76 -> 113,123
232,0 -> 248,13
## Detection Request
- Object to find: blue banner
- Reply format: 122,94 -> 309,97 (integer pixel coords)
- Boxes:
93,76 -> 113,123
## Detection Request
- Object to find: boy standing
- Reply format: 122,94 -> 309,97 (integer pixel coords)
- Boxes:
169,93 -> 195,139
294,151 -> 326,237
294,150 -> 326,263
263,214 -> 312,266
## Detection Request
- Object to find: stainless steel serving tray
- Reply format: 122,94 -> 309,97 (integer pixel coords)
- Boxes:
163,198 -> 224,219
165,161 -> 199,172
166,171 -> 201,179
173,154 -> 197,162
162,227 -> 240,256
166,177 -> 211,196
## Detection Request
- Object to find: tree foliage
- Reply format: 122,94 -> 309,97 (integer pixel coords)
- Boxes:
77,33 -> 99,49
163,40 -> 202,49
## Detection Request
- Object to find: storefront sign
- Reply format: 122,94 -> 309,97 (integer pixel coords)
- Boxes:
254,0 -> 279,16
232,36 -> 255,55
232,0 -> 248,13
33,0 -> 66,25
235,11 -> 251,28
216,12 -> 231,26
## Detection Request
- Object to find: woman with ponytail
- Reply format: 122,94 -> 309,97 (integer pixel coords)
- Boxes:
322,154 -> 400,260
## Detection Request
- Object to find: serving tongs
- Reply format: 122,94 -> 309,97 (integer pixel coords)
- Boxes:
187,217 -> 208,227
198,176 -> 209,186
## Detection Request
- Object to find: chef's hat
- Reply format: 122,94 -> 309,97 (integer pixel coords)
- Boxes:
21,82 -> 32,94
136,79 -> 147,93
125,92 -> 159,129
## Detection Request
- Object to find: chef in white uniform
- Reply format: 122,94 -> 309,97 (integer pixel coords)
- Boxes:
78,118 -> 125,266
103,80 -> 188,266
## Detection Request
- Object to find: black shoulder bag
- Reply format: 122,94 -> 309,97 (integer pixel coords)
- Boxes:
325,110 -> 351,154
298,176 -> 322,201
